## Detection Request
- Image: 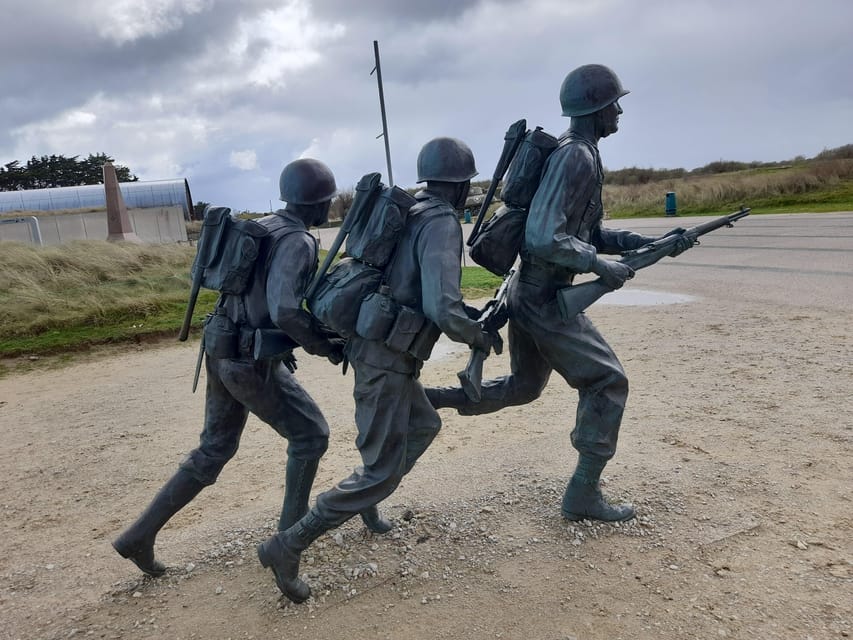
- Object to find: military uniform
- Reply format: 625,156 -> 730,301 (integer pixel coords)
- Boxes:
114,161 -> 341,577
445,133 -> 656,462
314,191 -> 484,524
183,211 -> 333,486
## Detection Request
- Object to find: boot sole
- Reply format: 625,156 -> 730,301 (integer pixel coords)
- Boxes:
561,509 -> 636,523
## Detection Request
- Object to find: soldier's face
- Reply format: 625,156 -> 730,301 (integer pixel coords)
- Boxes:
454,181 -> 471,209
312,200 -> 331,227
597,100 -> 623,138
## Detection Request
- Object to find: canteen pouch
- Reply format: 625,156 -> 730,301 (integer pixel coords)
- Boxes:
203,313 -> 239,359
355,286 -> 399,341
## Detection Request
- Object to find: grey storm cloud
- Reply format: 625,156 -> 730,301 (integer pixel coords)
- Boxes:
2,0 -> 852,212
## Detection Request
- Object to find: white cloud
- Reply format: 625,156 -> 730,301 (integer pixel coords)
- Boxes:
232,3 -> 346,87
89,0 -> 211,44
229,150 -> 259,171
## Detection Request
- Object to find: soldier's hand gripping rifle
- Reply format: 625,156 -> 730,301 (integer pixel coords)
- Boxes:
467,119 -> 527,247
457,270 -> 514,402
556,207 -> 751,320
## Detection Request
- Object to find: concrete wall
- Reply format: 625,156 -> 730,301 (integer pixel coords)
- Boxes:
0,206 -> 188,245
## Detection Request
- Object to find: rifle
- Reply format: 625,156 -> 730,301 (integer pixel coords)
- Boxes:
467,119 -> 527,247
457,270 -> 515,402
305,172 -> 381,302
556,207 -> 751,320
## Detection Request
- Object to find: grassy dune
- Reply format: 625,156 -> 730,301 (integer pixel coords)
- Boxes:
0,241 -> 217,356
603,158 -> 853,217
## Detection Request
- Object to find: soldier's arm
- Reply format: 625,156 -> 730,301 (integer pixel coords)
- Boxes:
591,224 -> 657,254
266,234 -> 340,355
417,216 -> 486,348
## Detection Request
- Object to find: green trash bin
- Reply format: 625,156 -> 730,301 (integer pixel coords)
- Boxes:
463,208 -> 472,224
665,192 -> 677,216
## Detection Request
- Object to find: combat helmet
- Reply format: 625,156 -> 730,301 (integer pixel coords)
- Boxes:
559,64 -> 629,117
416,137 -> 478,183
279,158 -> 337,204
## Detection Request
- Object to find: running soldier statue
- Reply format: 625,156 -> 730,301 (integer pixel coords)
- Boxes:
256,137 -> 496,603
113,159 -> 347,576
427,65 -> 692,523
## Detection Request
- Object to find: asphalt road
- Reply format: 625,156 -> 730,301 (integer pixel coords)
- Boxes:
313,211 -> 853,313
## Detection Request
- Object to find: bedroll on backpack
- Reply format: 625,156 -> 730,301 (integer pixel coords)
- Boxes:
306,176 -> 416,338
468,126 -> 558,277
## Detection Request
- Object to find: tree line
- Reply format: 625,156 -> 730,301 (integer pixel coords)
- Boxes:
0,153 -> 138,191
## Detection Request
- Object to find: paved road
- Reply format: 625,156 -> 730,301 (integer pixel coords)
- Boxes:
312,211 -> 853,313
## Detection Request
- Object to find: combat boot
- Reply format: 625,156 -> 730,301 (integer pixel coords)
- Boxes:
257,508 -> 332,603
560,454 -> 635,522
112,468 -> 206,576
360,504 -> 393,534
278,457 -> 320,531
561,477 -> 635,522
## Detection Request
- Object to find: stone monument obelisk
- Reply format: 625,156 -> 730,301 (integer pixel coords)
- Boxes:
104,162 -> 142,243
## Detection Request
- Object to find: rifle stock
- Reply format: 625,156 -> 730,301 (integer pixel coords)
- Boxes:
456,270 -> 515,402
468,119 -> 527,247
458,349 -> 487,402
556,207 -> 750,320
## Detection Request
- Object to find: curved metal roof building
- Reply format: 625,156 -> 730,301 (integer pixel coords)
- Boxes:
0,179 -> 194,219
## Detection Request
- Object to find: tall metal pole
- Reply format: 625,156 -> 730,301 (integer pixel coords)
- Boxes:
371,40 -> 394,186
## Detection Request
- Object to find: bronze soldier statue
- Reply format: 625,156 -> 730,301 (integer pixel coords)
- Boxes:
427,65 -> 691,522
113,158 -> 348,576
256,137 -> 496,603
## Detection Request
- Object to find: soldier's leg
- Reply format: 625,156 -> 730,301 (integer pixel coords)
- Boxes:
222,359 -> 329,531
426,319 -> 552,415
403,379 -> 443,473
529,307 -> 633,521
113,357 -> 247,575
257,360 -> 413,602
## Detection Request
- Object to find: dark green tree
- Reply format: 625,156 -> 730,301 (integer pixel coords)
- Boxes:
0,153 -> 138,191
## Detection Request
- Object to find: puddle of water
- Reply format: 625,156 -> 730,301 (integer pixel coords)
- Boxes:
597,288 -> 696,306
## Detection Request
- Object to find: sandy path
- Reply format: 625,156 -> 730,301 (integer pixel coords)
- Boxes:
1,213 -> 851,639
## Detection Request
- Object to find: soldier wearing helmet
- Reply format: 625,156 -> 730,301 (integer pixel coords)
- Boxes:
427,66 -> 692,523
256,138 -> 497,604
114,158 -> 347,577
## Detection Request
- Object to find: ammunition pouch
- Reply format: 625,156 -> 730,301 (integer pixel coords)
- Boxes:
203,312 -> 240,359
355,288 -> 431,359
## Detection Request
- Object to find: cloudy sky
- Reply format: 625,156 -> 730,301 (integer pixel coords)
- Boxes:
2,0 -> 851,212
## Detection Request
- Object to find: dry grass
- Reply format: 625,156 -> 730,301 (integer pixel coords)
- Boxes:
603,159 -> 853,215
0,240 -> 195,338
